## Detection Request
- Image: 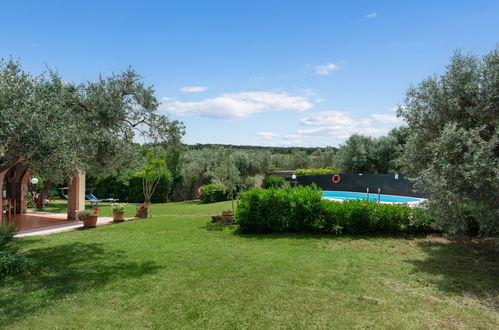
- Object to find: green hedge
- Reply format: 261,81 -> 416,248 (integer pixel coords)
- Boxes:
236,186 -> 433,234
293,168 -> 337,176
87,173 -> 173,203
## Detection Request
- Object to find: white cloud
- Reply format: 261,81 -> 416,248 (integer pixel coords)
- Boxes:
372,113 -> 405,124
159,91 -> 313,119
179,86 -> 207,93
365,12 -> 377,18
258,132 -> 280,139
266,109 -> 404,147
297,126 -> 388,140
282,110 -> 393,141
300,111 -> 372,127
315,63 -> 339,75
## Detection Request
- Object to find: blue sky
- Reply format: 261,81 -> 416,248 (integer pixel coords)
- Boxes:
1,0 -> 498,147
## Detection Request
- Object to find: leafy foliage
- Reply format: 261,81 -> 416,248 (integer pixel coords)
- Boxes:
87,172 -> 173,203
0,251 -> 36,278
0,59 -> 184,182
261,176 -> 286,189
199,184 -> 228,203
334,127 -> 408,174
111,203 -> 126,212
137,153 -> 172,203
236,186 -> 433,234
0,223 -> 15,251
0,223 -> 35,279
398,47 -> 499,236
76,210 -> 95,221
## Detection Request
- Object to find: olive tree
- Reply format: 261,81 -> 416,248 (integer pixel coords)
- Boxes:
0,59 -> 184,187
207,151 -> 241,212
334,134 -> 376,173
398,47 -> 498,236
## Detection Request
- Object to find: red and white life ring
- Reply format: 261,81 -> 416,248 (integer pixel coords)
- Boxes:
332,174 -> 341,184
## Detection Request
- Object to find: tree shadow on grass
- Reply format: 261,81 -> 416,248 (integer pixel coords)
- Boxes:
203,223 -> 225,231
0,242 -> 163,326
405,238 -> 498,308
232,228 -> 428,241
28,200 -> 68,214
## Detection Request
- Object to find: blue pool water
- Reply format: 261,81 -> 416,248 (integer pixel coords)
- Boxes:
322,191 -> 423,203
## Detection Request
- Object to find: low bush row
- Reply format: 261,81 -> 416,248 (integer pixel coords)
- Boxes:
293,168 -> 337,176
236,186 -> 434,234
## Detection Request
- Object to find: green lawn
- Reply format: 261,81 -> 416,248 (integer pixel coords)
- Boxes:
4,200 -> 498,329
31,199 -> 233,218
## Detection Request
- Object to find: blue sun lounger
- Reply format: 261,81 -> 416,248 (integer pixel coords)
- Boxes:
85,193 -> 119,206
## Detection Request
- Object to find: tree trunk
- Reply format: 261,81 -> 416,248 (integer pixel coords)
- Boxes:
35,180 -> 53,207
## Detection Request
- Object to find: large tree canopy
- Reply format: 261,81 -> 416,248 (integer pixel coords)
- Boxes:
334,127 -> 408,174
398,47 -> 498,236
0,59 -> 184,181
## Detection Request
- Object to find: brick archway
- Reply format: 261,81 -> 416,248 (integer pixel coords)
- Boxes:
1,164 -> 85,224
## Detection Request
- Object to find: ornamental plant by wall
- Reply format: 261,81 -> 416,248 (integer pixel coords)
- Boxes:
293,168 -> 337,176
236,185 -> 434,234
261,176 -> 286,189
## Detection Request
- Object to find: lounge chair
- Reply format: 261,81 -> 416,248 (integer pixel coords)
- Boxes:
85,193 -> 119,206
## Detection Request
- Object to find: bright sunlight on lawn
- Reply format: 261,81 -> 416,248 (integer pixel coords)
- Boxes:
3,200 -> 498,328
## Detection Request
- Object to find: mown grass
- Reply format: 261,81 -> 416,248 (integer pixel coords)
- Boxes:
5,200 -> 498,329
30,199 -> 233,218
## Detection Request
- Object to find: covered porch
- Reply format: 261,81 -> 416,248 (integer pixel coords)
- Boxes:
9,212 -> 71,231
1,163 -> 86,231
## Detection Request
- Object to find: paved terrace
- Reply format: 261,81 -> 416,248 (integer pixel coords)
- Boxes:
13,212 -> 137,238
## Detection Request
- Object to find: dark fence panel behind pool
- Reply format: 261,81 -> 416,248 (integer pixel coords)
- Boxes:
295,173 -> 425,198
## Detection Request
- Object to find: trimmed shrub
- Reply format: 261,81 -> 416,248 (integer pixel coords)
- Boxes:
294,168 -> 337,176
0,223 -> 36,278
261,176 -> 286,189
0,223 -> 15,251
236,186 -> 434,234
0,251 -> 36,278
199,184 -> 228,203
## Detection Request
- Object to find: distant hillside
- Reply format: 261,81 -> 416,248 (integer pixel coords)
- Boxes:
188,143 -> 337,155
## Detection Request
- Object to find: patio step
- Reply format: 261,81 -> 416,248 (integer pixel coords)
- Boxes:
14,217 -> 137,237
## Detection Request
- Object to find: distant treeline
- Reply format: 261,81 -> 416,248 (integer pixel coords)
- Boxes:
188,143 -> 337,155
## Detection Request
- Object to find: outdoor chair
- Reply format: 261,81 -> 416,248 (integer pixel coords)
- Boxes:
85,193 -> 119,206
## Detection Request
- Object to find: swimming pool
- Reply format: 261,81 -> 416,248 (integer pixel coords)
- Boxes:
322,191 -> 423,204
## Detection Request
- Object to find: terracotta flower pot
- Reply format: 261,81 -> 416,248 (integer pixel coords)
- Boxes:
112,210 -> 125,222
83,215 -> 98,227
211,214 -> 222,223
221,211 -> 234,225
136,209 -> 148,219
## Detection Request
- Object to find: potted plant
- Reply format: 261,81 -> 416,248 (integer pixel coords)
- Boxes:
221,210 -> 235,225
111,203 -> 126,222
135,202 -> 149,219
211,214 -> 222,223
77,207 -> 101,227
